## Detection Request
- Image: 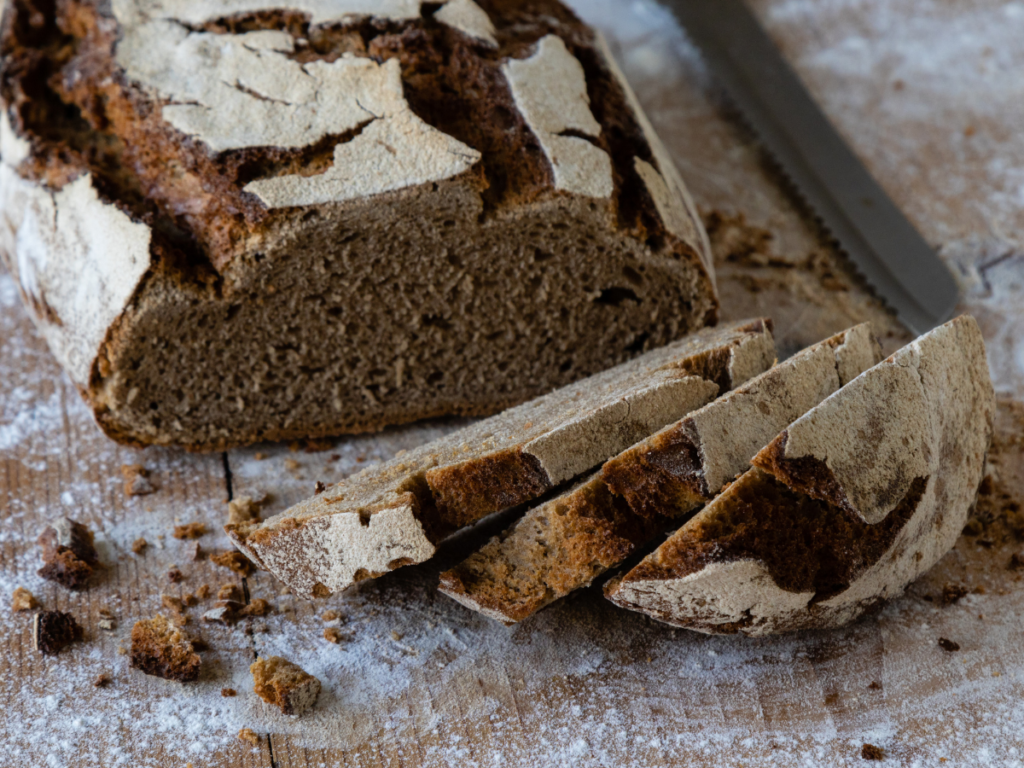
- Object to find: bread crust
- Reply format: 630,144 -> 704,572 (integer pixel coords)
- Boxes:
0,0 -> 719,450
607,316 -> 996,636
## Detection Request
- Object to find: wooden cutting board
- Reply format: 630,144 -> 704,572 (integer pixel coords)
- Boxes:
2,1 -> 1022,765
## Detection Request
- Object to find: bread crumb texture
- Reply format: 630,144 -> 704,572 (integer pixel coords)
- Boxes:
0,0 -> 716,451
129,614 -> 202,681
250,655 -> 322,716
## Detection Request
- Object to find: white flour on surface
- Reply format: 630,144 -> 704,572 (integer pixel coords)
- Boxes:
2,0 -> 1024,765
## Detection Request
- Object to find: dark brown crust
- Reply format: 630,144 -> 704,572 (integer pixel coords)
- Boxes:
425,449 -> 551,534
37,518 -> 99,590
37,550 -> 94,589
34,610 -> 84,655
439,478 -> 671,623
130,616 -> 202,682
601,426 -> 707,519
623,469 -> 927,599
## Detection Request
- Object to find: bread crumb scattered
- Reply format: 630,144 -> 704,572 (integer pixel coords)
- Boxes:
324,627 -> 344,644
211,551 -> 256,577
938,638 -> 961,652
195,584 -> 211,599
241,598 -> 271,617
284,459 -> 300,471
11,587 -> 38,612
130,615 -> 201,682
121,464 -> 156,496
867,681 -> 881,690
251,656 -> 321,716
238,727 -> 259,745
173,522 -> 207,540
391,630 -> 403,641
34,611 -> 84,655
228,496 -> 262,526
94,672 -> 111,687
132,538 -> 148,554
167,568 -> 184,583
222,687 -> 237,697
861,743 -> 884,760
218,584 -> 242,602
98,618 -> 117,631
37,518 -> 99,591
941,583 -> 968,605
321,610 -> 339,622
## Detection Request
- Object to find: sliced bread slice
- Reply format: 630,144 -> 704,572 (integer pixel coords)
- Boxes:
605,315 -> 995,636
227,319 -> 776,597
438,324 -> 881,623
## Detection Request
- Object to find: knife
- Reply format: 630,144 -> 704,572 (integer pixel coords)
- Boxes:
664,0 -> 959,335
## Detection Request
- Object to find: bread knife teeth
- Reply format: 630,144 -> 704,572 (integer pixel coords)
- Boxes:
664,0 -> 959,335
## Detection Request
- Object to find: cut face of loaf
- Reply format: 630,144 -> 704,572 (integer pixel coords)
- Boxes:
606,315 -> 995,636
0,0 -> 717,450
438,324 -> 881,623
226,320 -> 776,598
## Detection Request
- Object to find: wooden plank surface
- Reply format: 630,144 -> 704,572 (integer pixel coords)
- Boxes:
2,0 -> 1023,766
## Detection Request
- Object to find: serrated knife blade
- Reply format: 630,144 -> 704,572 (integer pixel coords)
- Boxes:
665,0 -> 959,335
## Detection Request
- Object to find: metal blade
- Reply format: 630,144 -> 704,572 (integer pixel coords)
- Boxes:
664,0 -> 959,335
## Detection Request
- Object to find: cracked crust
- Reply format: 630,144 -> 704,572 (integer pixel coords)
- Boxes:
228,320 -> 774,598
607,316 -> 996,635
437,324 -> 881,624
0,0 -> 718,451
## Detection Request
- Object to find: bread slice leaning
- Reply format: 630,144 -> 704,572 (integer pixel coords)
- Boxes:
606,315 -> 995,636
438,324 -> 881,623
227,319 -> 776,598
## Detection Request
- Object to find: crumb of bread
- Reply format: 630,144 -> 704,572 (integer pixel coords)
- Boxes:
938,638 -> 961,652
195,584 -> 211,599
37,519 -> 99,591
132,538 -> 148,554
94,673 -> 112,687
121,464 -> 156,496
861,743 -> 884,760
238,728 -> 259,745
324,627 -> 344,644
240,598 -> 270,617
251,656 -> 321,716
228,496 -> 262,526
321,610 -> 339,622
167,568 -> 184,583
218,584 -> 242,601
173,522 -> 207,540
222,687 -> 237,697
211,551 -> 256,577
98,618 -> 117,631
130,615 -> 201,681
941,583 -> 968,605
34,611 -> 84,655
12,587 -> 38,612
283,459 -> 300,472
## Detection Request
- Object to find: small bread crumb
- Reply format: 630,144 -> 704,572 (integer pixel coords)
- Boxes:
34,611 -> 84,655
98,618 -> 117,631
284,459 -> 300,471
173,522 -> 207,540
222,687 -> 237,697
251,656 -> 321,716
938,638 -> 961,652
94,673 -> 112,687
240,598 -> 271,617
228,496 -> 262,526
861,743 -> 884,760
321,610 -> 339,622
121,464 -> 156,496
12,587 -> 39,612
941,583 -> 968,605
132,538 -> 148,554
130,615 -> 201,681
37,518 -> 99,591
218,584 -> 242,602
195,584 -> 211,599
324,627 -> 344,644
211,551 -> 256,577
238,727 -> 259,745
167,568 -> 184,583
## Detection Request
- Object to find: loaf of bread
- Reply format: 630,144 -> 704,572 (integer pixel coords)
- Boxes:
438,324 -> 881,623
606,316 -> 995,635
0,0 -> 717,450
227,320 -> 776,598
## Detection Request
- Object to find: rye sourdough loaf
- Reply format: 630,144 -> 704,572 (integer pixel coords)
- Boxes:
0,0 -> 717,451
227,320 -> 776,598
438,324 -> 881,624
606,316 -> 995,636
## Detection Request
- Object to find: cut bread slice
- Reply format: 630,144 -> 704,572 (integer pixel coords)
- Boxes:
606,315 -> 995,636
438,324 -> 881,623
227,319 -> 776,597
